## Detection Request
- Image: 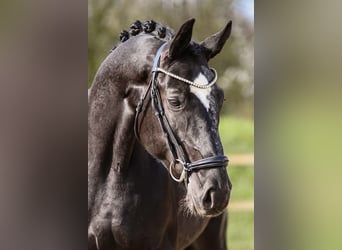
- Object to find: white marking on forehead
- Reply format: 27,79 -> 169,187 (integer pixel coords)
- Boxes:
194,73 -> 209,86
190,73 -> 212,111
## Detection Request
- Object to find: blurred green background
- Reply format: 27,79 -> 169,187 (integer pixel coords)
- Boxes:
88,0 -> 254,249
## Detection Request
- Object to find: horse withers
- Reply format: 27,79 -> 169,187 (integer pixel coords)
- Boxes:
88,18 -> 232,250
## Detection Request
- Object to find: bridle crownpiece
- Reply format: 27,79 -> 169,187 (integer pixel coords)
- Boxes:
134,42 -> 229,184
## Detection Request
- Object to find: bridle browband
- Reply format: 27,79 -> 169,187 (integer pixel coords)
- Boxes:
134,42 -> 229,184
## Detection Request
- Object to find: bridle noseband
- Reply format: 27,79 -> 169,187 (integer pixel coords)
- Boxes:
134,42 -> 229,184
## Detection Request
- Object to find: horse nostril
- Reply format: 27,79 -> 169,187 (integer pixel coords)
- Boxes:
202,188 -> 215,209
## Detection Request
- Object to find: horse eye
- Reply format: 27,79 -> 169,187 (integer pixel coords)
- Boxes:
167,98 -> 182,108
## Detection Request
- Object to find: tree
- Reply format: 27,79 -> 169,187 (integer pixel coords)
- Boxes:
88,0 -> 254,117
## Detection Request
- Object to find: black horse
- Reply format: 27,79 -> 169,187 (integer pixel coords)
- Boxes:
88,18 -> 232,250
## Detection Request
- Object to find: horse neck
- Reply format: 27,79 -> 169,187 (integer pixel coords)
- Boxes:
113,35 -> 164,86
109,37 -> 163,164
88,36 -> 163,179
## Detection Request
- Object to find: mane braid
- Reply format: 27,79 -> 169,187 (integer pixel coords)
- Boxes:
109,19 -> 175,53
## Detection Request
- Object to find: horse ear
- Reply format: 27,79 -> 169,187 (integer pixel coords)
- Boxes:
200,20 -> 232,60
168,18 -> 195,59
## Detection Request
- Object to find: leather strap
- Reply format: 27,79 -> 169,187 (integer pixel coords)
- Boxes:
134,42 -> 229,183
186,155 -> 229,171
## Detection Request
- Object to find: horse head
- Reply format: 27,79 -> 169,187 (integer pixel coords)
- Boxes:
135,19 -> 233,217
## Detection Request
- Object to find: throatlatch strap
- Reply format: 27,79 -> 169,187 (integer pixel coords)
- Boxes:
134,43 -> 167,141
134,41 -> 229,184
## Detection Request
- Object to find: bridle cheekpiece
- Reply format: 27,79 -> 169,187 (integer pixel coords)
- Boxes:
134,42 -> 229,184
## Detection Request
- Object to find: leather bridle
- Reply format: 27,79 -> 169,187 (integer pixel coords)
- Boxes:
134,42 -> 229,184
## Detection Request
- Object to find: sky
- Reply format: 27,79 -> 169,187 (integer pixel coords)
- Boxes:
238,0 -> 254,21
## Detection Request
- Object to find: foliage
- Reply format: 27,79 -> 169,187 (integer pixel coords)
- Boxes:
88,0 -> 254,117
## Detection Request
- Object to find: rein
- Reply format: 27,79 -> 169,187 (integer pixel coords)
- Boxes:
134,42 -> 229,184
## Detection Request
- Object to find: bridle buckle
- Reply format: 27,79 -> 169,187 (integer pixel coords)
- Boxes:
134,42 -> 228,185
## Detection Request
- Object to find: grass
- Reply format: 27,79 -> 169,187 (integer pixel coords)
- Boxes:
228,166 -> 254,200
227,166 -> 254,250
220,116 -> 254,249
228,211 -> 254,250
219,116 -> 254,154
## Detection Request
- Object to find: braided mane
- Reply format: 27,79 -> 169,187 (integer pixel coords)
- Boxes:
110,20 -> 175,52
